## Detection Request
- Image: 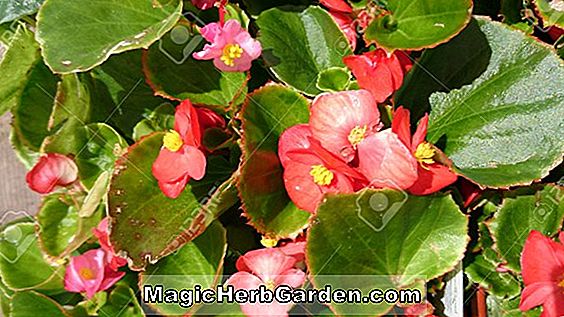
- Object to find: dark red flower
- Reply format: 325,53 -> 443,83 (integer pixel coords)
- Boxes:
343,49 -> 412,103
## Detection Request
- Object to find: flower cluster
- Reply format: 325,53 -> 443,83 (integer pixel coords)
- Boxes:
64,218 -> 127,298
279,90 -> 457,213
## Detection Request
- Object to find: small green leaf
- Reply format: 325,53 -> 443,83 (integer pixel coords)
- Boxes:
143,21 -> 247,110
239,84 -> 311,238
11,291 -> 70,317
139,221 -> 226,315
79,171 -> 110,218
132,103 -> 175,141
0,0 -> 44,24
487,296 -> 541,317
489,185 -> 564,272
316,67 -> 351,92
36,0 -> 182,73
0,24 -> 41,116
98,283 -> 144,317
108,133 -> 236,270
37,194 -> 103,260
364,0 -> 473,50
465,254 -> 521,298
307,190 -> 468,316
425,18 -> 564,187
534,0 -> 564,28
0,222 -> 64,293
256,6 -> 352,96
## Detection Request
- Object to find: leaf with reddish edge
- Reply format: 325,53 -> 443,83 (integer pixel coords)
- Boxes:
239,84 -> 311,239
11,291 -> 71,317
108,132 -> 237,270
364,0 -> 473,51
307,190 -> 468,316
533,0 -> 564,28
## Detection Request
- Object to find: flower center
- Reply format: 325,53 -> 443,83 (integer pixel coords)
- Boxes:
310,165 -> 334,186
163,130 -> 183,152
79,267 -> 95,280
220,44 -> 243,67
348,125 -> 367,147
264,279 -> 276,291
260,236 -> 278,248
414,142 -> 436,165
559,276 -> 564,289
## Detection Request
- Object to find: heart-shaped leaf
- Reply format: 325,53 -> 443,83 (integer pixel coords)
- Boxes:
139,221 -> 226,315
108,132 -> 236,270
256,6 -> 352,96
488,185 -> 564,272
425,18 -> 564,187
36,0 -> 183,73
364,0 -> 473,50
239,84 -> 311,238
465,254 -> 521,298
36,194 -> 103,260
142,21 -> 247,110
307,190 -> 468,316
316,67 -> 351,92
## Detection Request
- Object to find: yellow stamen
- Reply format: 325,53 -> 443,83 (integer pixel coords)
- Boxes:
264,279 -> 276,290
260,236 -> 278,248
79,268 -> 95,280
310,165 -> 334,186
414,142 -> 436,166
559,277 -> 564,288
348,125 -> 367,147
220,44 -> 243,67
163,130 -> 183,152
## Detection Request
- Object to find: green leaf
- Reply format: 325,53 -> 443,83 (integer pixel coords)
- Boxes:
465,254 -> 521,298
11,61 -> 58,153
487,296 -> 541,317
90,50 -> 169,138
0,222 -> 64,293
98,283 -> 144,317
307,190 -> 467,316
0,24 -> 41,116
256,6 -> 352,96
0,0 -> 44,24
108,132 -> 236,270
139,221 -> 226,315
239,84 -> 311,238
11,291 -> 70,317
489,185 -> 564,272
534,0 -> 564,28
425,18 -> 564,187
364,0 -> 472,50
37,194 -> 103,260
143,21 -> 247,110
132,102 -> 175,141
36,0 -> 183,73
316,67 -> 351,92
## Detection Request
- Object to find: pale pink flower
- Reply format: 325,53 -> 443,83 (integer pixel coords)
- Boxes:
227,248 -> 306,317
193,20 -> 262,72
64,249 -> 125,299
26,153 -> 78,194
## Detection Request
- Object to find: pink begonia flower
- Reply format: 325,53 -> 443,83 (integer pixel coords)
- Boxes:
227,248 -> 306,317
92,218 -> 127,271
279,125 -> 366,213
64,249 -> 125,299
152,100 -> 223,198
391,107 -> 457,195
309,90 -> 382,162
519,231 -> 564,317
193,20 -> 262,72
356,129 -> 419,190
343,49 -> 413,103
192,0 -> 216,10
26,153 -> 78,194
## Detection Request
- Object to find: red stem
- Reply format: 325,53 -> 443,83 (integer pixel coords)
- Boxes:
219,0 -> 228,25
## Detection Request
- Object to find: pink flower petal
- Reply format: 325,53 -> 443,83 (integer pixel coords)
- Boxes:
521,231 -> 564,285
357,130 -> 418,190
310,90 -> 381,162
320,0 -> 353,13
274,269 -> 306,288
278,124 -> 313,167
519,282 -> 555,311
26,153 -> 78,194
157,174 -> 190,199
236,248 -> 297,283
408,164 -> 457,196
199,22 -> 222,42
175,100 -> 202,147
